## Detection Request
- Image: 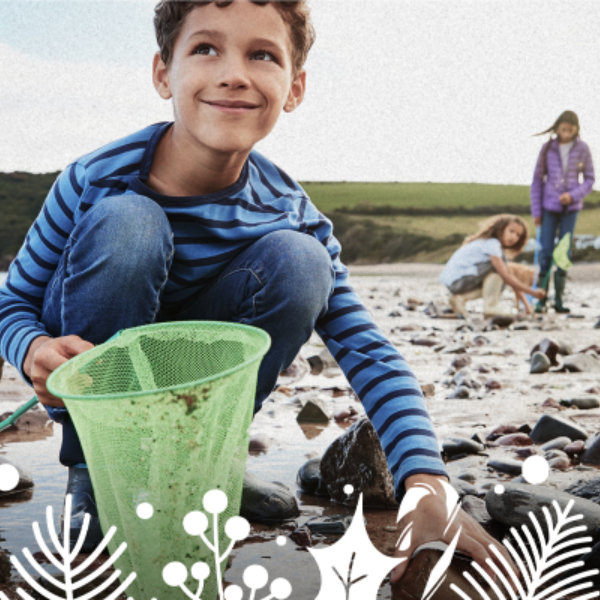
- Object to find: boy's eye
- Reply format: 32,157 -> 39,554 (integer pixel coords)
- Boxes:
251,50 -> 277,63
193,44 -> 218,56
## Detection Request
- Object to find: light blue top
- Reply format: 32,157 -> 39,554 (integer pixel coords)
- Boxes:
439,237 -> 503,288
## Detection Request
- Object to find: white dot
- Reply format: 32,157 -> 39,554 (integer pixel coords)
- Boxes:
494,484 -> 505,495
0,464 -> 19,492
225,516 -> 250,541
270,578 -> 292,599
190,561 -> 210,581
162,562 -> 188,587
276,535 -> 287,546
183,511 -> 209,535
243,564 -> 269,589
203,489 -> 228,514
224,585 -> 243,600
136,502 -> 154,520
522,455 -> 550,485
343,484 -> 354,495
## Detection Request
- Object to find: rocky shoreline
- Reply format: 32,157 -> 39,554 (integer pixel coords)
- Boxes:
1,263 -> 599,599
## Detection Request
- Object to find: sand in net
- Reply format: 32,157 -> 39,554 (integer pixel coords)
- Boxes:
47,321 -> 270,600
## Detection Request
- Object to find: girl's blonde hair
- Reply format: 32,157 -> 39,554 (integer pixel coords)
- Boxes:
463,214 -> 529,258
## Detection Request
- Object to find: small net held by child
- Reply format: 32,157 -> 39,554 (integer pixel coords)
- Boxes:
47,321 -> 270,600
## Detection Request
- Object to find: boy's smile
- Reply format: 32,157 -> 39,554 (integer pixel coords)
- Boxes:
152,0 -> 306,185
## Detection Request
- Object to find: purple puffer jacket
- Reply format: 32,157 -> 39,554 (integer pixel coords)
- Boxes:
530,137 -> 595,218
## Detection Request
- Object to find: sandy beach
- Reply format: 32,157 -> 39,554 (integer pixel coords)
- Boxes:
1,262 -> 599,599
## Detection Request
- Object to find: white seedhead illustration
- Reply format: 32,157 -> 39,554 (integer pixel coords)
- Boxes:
450,498 -> 600,600
3,493 -> 135,600
309,493 -> 402,599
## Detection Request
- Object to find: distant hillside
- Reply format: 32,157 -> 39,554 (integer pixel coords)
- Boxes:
1,172 -> 599,269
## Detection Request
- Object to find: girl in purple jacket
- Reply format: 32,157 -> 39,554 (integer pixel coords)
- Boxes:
530,110 -> 595,313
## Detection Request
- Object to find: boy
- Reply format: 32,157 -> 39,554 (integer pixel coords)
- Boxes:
0,0 -> 511,583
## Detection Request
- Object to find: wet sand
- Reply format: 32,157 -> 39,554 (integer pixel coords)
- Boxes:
1,262 -> 599,599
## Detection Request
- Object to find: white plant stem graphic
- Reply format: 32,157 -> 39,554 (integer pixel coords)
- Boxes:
451,499 -> 600,600
4,494 -> 135,600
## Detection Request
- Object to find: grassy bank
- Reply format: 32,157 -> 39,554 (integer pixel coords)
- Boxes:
1,173 -> 599,268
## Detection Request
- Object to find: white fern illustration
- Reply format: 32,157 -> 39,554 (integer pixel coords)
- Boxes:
5,493 -> 136,600
450,499 -> 600,600
161,489 -> 291,600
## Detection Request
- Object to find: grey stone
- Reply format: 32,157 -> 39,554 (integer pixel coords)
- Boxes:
296,398 -> 331,424
453,368 -> 481,390
296,458 -> 327,496
560,397 -> 600,410
583,435 -> 600,466
320,418 -> 398,508
562,353 -> 600,373
487,457 -> 523,476
530,351 -> 551,374
456,470 -> 478,484
448,386 -> 471,399
450,354 -> 471,371
564,478 -> 600,504
453,479 -> 478,498
442,436 -> 484,459
530,414 -> 588,444
486,483 -> 600,533
240,472 -> 299,523
541,436 -> 572,451
548,455 -> 571,471
557,340 -> 574,356
305,514 -> 354,536
0,548 -> 9,584
461,494 -> 493,526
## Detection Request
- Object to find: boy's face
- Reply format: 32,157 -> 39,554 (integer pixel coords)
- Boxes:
153,0 -> 306,157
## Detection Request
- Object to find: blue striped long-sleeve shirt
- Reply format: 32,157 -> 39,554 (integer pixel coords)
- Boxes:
0,122 -> 447,499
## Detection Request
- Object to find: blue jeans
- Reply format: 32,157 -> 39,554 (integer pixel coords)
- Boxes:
539,208 -> 578,276
41,196 -> 335,466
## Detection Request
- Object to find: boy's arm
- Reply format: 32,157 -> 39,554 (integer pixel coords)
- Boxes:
0,162 -> 84,381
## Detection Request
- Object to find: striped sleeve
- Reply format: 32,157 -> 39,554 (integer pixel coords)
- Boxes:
0,162 -> 85,379
304,203 -> 448,501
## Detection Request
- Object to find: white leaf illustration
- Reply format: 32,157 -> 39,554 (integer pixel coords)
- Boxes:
309,493 -> 402,599
450,498 -> 600,600
6,494 -> 136,600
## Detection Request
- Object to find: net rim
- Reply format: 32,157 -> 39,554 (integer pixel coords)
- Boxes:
46,320 -> 271,401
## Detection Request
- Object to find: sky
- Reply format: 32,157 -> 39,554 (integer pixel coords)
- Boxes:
0,0 -> 599,184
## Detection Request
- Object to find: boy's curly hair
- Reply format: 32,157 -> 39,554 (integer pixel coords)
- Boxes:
154,0 -> 315,75
464,214 -> 529,258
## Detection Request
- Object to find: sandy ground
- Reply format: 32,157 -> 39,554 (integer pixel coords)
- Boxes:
1,262 -> 599,599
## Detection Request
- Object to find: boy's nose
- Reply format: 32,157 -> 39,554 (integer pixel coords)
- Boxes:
218,55 -> 250,89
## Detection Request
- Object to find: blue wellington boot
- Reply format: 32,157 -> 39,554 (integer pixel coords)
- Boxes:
60,465 -> 104,553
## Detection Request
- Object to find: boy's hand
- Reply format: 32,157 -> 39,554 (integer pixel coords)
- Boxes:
390,474 -> 518,585
24,335 -> 94,407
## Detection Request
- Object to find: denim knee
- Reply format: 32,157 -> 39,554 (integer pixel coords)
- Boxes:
258,230 -> 335,316
73,195 -> 173,277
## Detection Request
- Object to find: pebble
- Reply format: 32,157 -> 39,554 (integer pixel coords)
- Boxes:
496,433 -> 533,447
486,314 -> 515,328
486,424 -> 519,441
444,345 -> 468,354
319,418 -> 398,508
564,477 -> 600,504
562,353 -> 600,373
541,436 -> 572,451
447,386 -> 471,399
487,457 -> 523,476
420,383 -> 435,397
486,483 -> 600,531
305,514 -> 353,536
564,439 -> 586,457
289,526 -> 313,547
450,354 -> 471,371
548,455 -> 571,471
530,351 -> 551,374
456,470 -> 478,483
248,435 -> 270,455
530,338 -> 560,366
442,436 -> 484,459
333,406 -> 358,422
529,414 -> 588,444
582,434 -> 600,467
559,397 -> 600,410
240,473 -> 299,523
453,479 -> 478,498
296,398 -> 331,424
514,447 -> 538,458
542,397 -> 562,409
296,458 -> 327,496
472,335 -> 491,346
452,369 -> 480,390
306,348 -> 337,375
460,494 -> 494,527
484,379 -> 502,390
0,549 -> 9,584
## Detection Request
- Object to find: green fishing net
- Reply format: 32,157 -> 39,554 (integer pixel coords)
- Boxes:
47,321 -> 270,600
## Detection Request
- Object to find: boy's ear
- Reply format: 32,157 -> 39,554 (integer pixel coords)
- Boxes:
152,52 -> 172,100
283,70 -> 306,113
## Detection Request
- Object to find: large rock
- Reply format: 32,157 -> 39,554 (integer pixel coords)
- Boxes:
486,483 -> 600,535
240,472 -> 299,523
296,458 -> 327,496
564,478 -> 600,504
583,434 -> 600,466
529,414 -> 588,444
319,417 -> 398,508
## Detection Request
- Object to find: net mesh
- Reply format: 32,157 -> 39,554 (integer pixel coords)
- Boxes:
47,321 -> 270,600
